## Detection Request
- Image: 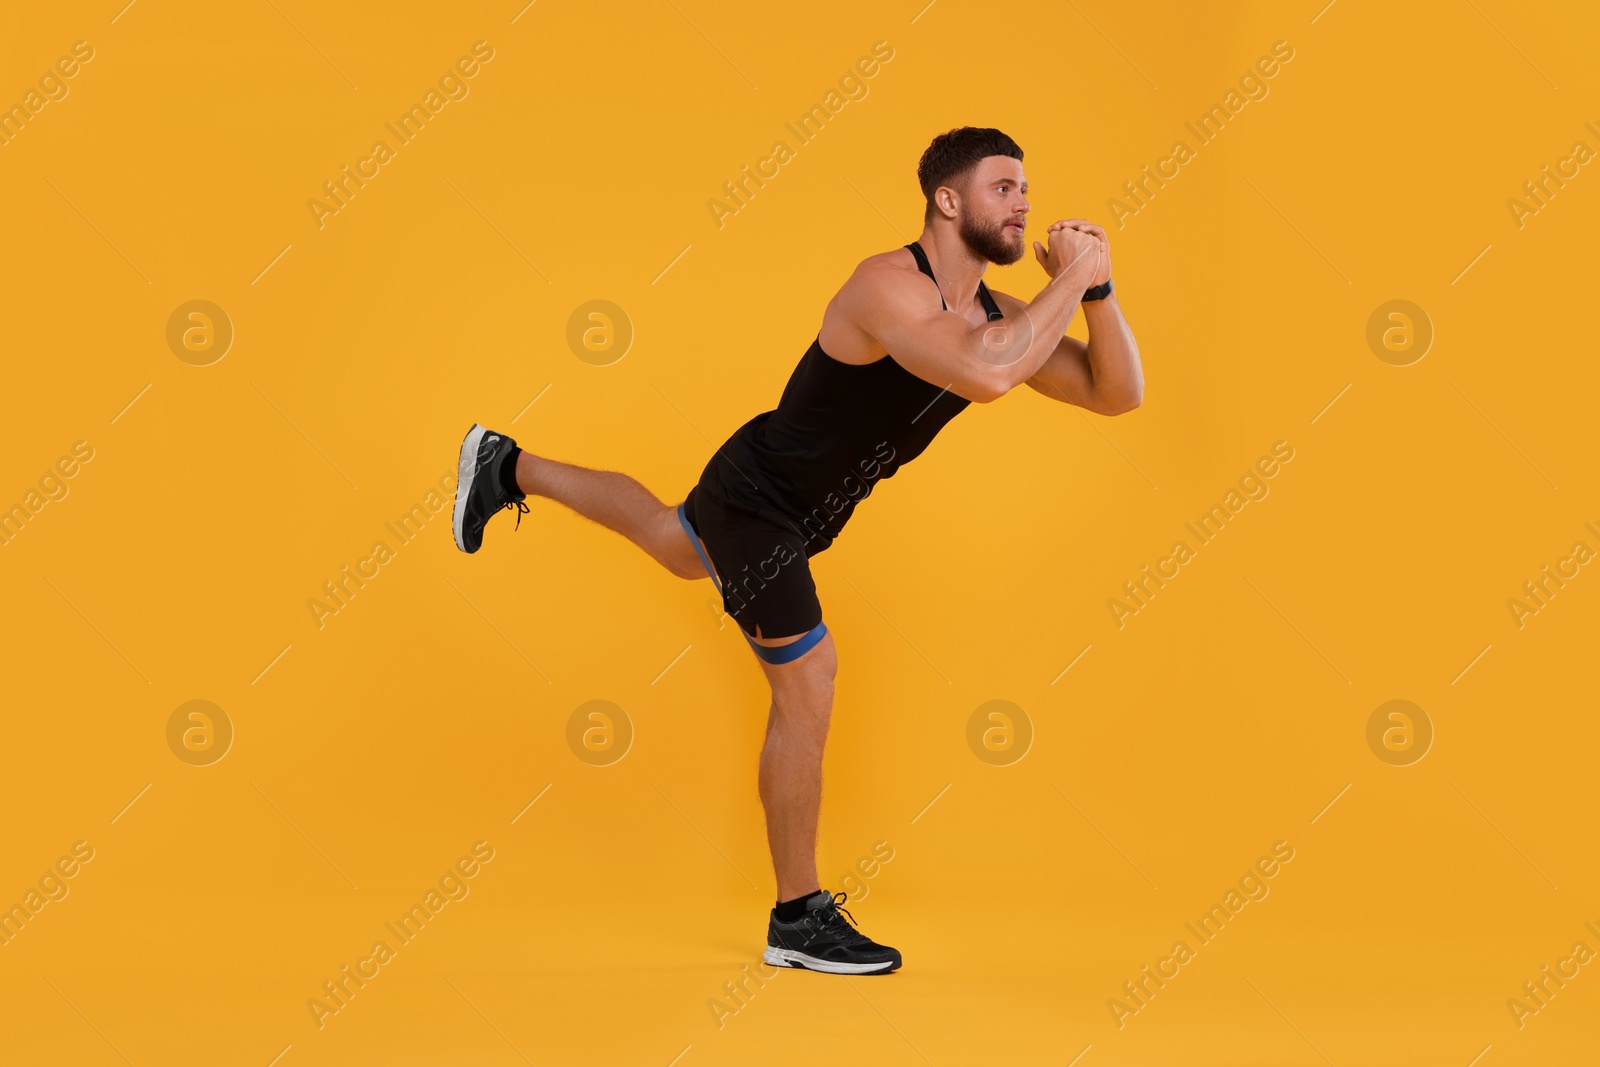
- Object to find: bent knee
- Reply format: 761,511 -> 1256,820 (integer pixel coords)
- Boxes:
667,556 -> 708,581
759,631 -> 837,688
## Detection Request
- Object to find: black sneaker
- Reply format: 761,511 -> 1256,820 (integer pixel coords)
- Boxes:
452,423 -> 528,554
763,890 -> 902,975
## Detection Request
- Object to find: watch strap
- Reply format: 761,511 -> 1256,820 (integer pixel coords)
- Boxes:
1082,277 -> 1113,302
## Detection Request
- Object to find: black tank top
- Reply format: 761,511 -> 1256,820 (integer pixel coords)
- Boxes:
709,241 -> 1003,553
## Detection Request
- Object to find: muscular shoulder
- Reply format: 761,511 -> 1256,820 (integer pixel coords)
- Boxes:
836,246 -> 940,310
819,247 -> 943,360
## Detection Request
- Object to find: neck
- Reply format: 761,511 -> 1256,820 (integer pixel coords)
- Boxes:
915,226 -> 987,313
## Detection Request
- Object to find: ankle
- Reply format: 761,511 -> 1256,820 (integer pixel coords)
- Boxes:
496,446 -> 528,500
774,887 -> 823,922
512,449 -> 543,497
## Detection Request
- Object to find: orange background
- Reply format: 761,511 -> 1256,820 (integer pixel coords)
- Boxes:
2,1 -> 1597,1064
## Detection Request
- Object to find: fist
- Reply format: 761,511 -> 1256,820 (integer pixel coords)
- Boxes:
1058,219 -> 1111,287
1033,220 -> 1102,285
1062,220 -> 1113,287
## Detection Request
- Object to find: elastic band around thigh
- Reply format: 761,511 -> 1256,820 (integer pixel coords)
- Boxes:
676,500 -> 722,593
746,621 -> 828,665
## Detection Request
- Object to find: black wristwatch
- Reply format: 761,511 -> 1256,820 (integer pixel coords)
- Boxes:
1082,278 -> 1114,302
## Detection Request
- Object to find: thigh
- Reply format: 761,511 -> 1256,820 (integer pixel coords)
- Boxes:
687,487 -> 822,644
658,491 -> 713,580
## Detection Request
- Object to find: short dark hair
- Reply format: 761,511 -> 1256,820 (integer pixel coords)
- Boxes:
917,127 -> 1023,223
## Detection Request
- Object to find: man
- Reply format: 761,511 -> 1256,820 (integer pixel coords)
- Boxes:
452,127 -> 1143,975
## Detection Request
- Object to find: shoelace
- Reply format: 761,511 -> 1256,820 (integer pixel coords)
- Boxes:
501,498 -> 531,531
806,891 -> 871,945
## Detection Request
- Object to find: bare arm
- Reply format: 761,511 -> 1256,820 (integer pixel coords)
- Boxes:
847,222 -> 1102,403
1024,293 -> 1144,414
1023,221 -> 1143,415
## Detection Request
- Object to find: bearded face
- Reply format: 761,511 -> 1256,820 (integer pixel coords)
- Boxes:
958,204 -> 1025,266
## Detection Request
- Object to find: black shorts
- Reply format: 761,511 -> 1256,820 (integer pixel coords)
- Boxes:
680,481 -> 822,641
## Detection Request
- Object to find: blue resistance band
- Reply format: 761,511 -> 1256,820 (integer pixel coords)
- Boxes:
676,501 -> 827,665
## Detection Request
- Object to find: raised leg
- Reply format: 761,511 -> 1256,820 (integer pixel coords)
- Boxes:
516,451 -> 703,579
751,630 -> 837,902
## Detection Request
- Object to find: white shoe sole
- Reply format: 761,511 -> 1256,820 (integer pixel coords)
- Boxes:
452,423 -> 487,552
762,945 -> 899,974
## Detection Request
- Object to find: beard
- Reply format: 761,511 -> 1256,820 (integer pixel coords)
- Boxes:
959,212 -> 1025,266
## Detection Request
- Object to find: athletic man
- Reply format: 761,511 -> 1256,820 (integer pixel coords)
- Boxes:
451,128 -> 1143,975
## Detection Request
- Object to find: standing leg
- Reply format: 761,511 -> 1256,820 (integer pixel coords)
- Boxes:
750,631 -> 837,901
752,628 -> 902,974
